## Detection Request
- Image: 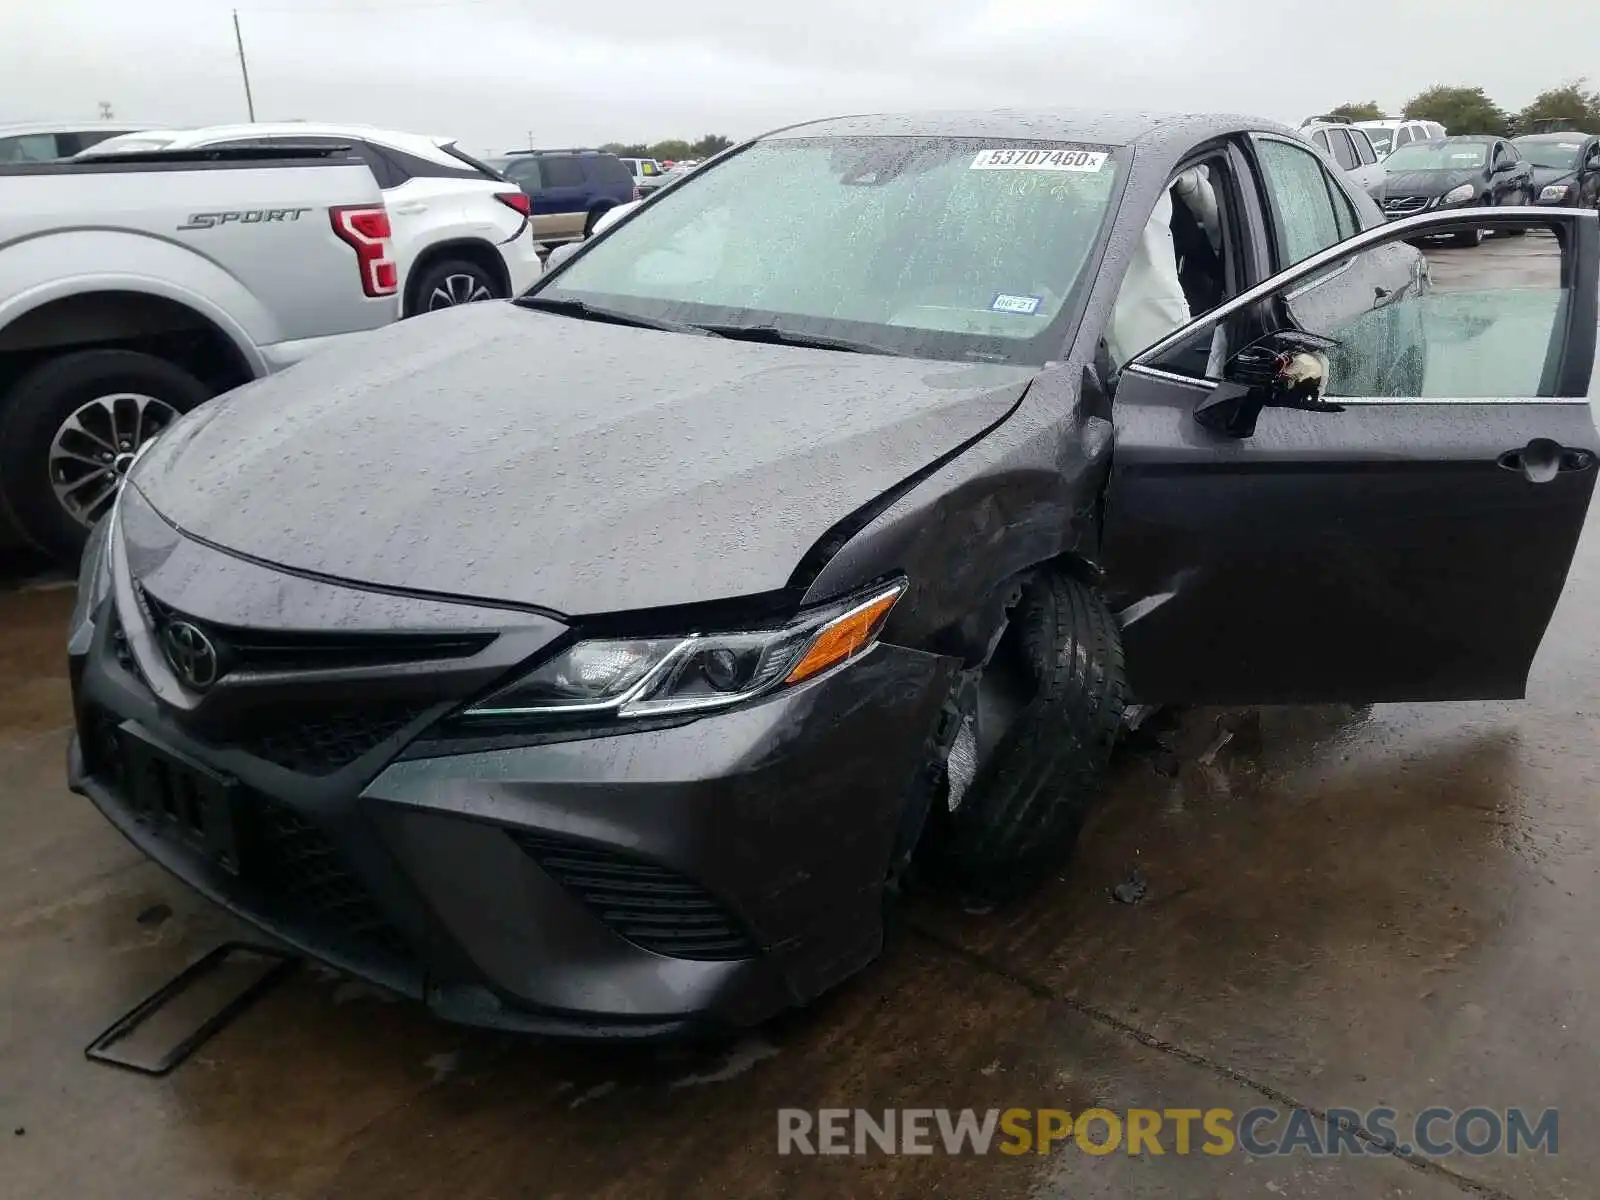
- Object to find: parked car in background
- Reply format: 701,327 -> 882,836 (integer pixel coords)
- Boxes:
80,123 -> 541,316
619,156 -> 669,195
0,142 -> 399,560
1511,133 -> 1600,209
1376,134 -> 1534,246
1301,121 -> 1386,194
1354,118 -> 1445,159
0,121 -> 160,163
485,148 -> 637,244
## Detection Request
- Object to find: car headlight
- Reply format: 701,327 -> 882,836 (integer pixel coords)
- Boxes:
1539,184 -> 1569,202
1442,184 -> 1476,204
463,580 -> 907,721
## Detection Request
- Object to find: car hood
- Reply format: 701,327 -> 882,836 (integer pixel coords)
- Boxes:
1529,165 -> 1577,189
1380,168 -> 1481,197
131,304 -> 1035,614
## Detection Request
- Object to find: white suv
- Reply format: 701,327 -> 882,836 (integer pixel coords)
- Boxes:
81,123 -> 543,316
1353,119 -> 1446,160
1300,121 -> 1387,194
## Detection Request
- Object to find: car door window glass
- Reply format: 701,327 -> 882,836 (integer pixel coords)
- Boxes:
1255,138 -> 1344,267
1328,180 -> 1360,239
0,133 -> 62,163
1327,129 -> 1359,171
1350,130 -> 1377,166
541,156 -> 586,188
1144,220 -> 1572,399
502,158 -> 542,189
1312,130 -> 1330,151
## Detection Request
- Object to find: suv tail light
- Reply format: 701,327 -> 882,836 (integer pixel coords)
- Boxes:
495,191 -> 531,217
632,186 -> 642,202
329,205 -> 398,298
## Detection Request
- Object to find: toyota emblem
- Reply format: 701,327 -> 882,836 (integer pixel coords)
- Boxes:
161,620 -> 220,690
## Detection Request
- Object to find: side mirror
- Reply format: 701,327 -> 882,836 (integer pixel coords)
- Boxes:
1193,331 -> 1345,438
544,242 -> 582,273
1492,159 -> 1516,174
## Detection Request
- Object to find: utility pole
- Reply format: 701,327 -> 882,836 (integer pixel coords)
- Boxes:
98,101 -> 114,120
232,10 -> 257,122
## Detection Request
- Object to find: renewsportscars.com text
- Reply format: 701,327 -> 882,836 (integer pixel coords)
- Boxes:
777,1106 -> 1558,1158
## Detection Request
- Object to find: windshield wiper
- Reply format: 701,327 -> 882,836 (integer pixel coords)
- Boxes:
693,323 -> 892,355
514,294 -> 712,336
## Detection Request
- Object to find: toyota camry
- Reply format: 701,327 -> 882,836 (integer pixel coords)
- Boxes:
68,109 -> 1599,1036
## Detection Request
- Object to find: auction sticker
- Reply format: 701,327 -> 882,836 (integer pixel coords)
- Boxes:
991,293 -> 1043,315
971,147 -> 1108,172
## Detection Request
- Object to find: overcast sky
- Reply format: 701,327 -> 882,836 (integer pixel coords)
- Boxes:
5,0 -> 1599,154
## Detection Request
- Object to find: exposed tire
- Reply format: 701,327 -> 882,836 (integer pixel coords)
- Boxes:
915,571 -> 1127,902
0,349 -> 214,563
408,257 -> 504,316
1453,224 -> 1483,248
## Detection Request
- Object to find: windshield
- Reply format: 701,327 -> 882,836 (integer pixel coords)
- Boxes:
1515,140 -> 1583,169
531,135 -> 1124,364
1358,126 -> 1395,154
1384,141 -> 1485,170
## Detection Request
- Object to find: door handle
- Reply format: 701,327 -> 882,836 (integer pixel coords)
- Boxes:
392,201 -> 427,214
1496,439 -> 1594,483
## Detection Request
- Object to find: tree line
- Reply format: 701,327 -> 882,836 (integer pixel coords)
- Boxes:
1315,80 -> 1600,136
601,134 -> 735,161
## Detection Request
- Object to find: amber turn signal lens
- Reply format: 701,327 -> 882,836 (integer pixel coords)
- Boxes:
783,583 -> 905,685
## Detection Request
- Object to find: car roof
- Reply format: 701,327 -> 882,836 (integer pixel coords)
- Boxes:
1513,132 -> 1593,142
83,122 -> 466,166
0,121 -> 157,136
762,107 -> 1293,152
1441,134 -> 1496,143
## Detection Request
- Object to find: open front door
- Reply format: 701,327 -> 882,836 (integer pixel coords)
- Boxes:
1101,208 -> 1600,705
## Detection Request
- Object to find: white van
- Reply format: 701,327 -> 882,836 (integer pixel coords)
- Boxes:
1300,121 -> 1387,193
1353,119 -> 1446,160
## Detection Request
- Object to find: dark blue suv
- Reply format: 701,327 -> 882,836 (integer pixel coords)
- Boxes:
486,149 -> 637,244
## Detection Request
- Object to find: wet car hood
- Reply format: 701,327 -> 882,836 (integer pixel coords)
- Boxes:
1381,168 -> 1481,198
131,303 -> 1036,615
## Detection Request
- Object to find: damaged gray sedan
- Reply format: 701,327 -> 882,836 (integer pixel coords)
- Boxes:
68,109 -> 1599,1036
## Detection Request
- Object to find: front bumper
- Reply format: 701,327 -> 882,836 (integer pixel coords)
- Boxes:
1381,194 -> 1478,222
68,547 -> 951,1037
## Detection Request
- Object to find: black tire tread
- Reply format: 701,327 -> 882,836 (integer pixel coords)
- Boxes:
920,572 -> 1127,900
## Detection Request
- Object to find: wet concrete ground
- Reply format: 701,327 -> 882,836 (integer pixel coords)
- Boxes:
3,238 -> 1598,1199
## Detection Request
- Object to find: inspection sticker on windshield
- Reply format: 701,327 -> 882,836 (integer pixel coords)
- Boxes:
970,148 -> 1107,172
991,293 -> 1042,315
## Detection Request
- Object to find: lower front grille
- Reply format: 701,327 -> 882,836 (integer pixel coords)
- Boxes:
83,710 -> 416,968
512,831 -> 757,962
252,798 -> 415,962
1383,195 -> 1431,216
